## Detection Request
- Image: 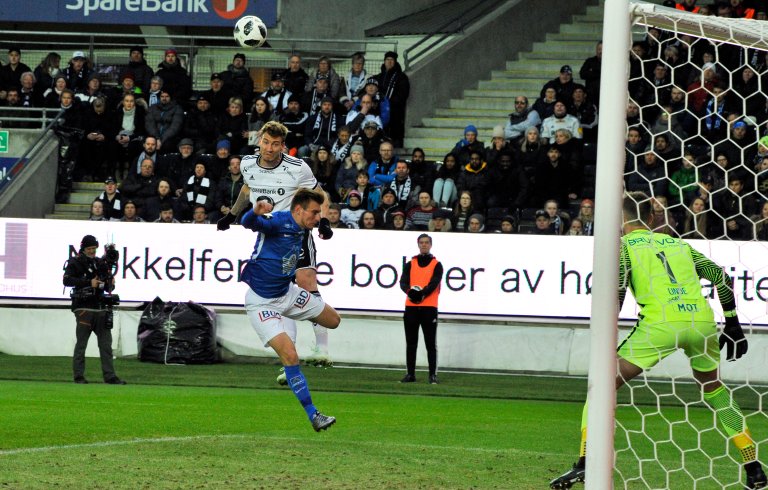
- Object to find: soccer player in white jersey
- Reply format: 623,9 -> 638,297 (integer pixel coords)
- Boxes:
217,121 -> 335,377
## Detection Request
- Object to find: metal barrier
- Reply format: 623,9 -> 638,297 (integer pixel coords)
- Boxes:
0,107 -> 61,129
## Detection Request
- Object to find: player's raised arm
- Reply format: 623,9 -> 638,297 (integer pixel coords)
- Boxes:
217,186 -> 251,230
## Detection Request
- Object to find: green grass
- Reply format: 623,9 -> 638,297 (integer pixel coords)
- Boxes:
0,355 -> 764,489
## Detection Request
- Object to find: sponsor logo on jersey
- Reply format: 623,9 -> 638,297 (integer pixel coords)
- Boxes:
250,187 -> 286,195
258,310 -> 282,322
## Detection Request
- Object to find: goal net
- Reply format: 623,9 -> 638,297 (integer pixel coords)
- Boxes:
589,1 -> 768,488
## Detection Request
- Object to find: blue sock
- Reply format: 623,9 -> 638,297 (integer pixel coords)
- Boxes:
284,364 -> 317,420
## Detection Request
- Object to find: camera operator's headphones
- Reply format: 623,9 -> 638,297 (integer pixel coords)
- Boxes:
80,235 -> 99,251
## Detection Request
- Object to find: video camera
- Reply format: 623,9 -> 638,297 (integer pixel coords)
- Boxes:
69,243 -> 121,327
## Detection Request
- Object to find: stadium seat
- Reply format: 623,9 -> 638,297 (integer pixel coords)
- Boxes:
485,207 -> 509,232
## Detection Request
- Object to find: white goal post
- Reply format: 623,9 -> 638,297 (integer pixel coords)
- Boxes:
588,1 -> 768,488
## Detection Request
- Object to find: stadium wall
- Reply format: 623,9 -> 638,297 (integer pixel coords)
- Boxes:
0,131 -> 58,219
0,307 -> 766,384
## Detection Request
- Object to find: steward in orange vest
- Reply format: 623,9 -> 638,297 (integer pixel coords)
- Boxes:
398,233 -> 444,384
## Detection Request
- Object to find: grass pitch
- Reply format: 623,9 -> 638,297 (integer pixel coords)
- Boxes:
0,355 -> 764,489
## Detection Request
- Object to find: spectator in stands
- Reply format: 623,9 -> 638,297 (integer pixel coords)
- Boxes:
541,100 -> 582,144
221,53 -> 254,110
530,209 -> 555,235
301,74 -> 332,117
408,148 -> 436,199
203,72 -> 233,116
566,218 -> 584,236
651,195 -> 679,236
625,150 -> 667,197
485,126 -> 509,165
664,44 -> 691,89
390,160 -> 417,209
428,208 -> 453,233
120,200 -> 144,222
451,191 -> 475,232
716,120 -> 756,166
341,190 -> 365,229
277,94 -> 308,154
326,203 -> 349,229
486,150 -> 529,211
122,157 -> 159,211
282,54 -> 309,98
752,201 -> 768,241
208,140 -> 233,181
217,97 -> 248,153
262,71 -> 291,117
1,88 -> 22,114
154,203 -> 180,223
88,200 -> 106,221
243,96 -> 275,152
184,94 -> 218,155
306,56 -> 341,99
579,42 -> 602,105
652,133 -> 681,174
345,93 -> 384,135
533,87 -> 558,121
406,191 -> 435,231
142,178 -> 176,222
95,177 -> 123,220
18,71 -> 41,108
699,82 -> 736,145
79,97 -> 111,181
354,170 -> 380,211
704,150 -> 733,193
505,96 -> 540,145
432,152 -> 460,208
215,155 -> 244,219
77,74 -> 105,105
57,88 -> 83,131
497,215 -> 516,234
63,51 -> 91,93
388,209 -> 407,231
376,51 -> 410,147
453,125 -> 484,166
331,125 -> 353,162
756,155 -> 768,195
300,96 -> 338,157
714,174 -> 757,239
576,199 -> 594,236
374,187 -> 400,227
553,129 -> 583,175
543,199 -> 571,235
681,196 -> 714,239
687,62 -> 718,114
355,77 -> 390,129
0,46 -> 31,98
146,88 -> 184,154
540,65 -> 576,101
112,93 -> 147,177
668,148 -> 699,206
368,141 -> 398,187
33,52 -> 61,95
144,76 -> 163,108
359,119 -> 386,164
159,138 -> 196,190
179,161 -> 216,221
534,144 -> 576,207
733,66 -> 763,117
625,126 -> 645,172
191,205 -> 210,224
119,46 -> 153,95
569,85 -> 598,143
518,127 -> 547,187
345,52 -> 368,102
307,144 -> 338,197
466,214 -> 485,233
336,142 -> 366,201
359,210 -> 380,230
155,48 -> 191,105
44,75 -> 68,108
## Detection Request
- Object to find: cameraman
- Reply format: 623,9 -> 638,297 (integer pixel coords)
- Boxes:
63,235 -> 126,385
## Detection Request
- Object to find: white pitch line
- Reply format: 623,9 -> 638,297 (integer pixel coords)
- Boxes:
0,433 -> 560,458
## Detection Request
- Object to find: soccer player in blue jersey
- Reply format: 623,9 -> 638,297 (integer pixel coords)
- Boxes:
240,187 -> 340,432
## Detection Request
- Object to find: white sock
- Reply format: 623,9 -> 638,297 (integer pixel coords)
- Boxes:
313,323 -> 328,355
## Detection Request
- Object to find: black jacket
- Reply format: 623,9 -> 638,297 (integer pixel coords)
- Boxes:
63,253 -> 107,310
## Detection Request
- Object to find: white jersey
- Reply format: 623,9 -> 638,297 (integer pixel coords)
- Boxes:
241,151 -> 318,211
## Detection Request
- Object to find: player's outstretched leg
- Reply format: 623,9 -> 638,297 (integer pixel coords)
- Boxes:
549,458 -> 585,489
284,364 -> 335,432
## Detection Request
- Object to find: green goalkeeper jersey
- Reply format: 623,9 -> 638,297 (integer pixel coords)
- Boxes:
619,230 -> 735,323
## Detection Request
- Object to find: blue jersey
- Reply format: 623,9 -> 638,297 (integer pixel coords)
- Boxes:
240,209 -> 304,298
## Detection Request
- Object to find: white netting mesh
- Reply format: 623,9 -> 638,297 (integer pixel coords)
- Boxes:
615,3 -> 768,488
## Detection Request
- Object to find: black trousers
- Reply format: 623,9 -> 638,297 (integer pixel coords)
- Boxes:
403,306 -> 438,376
73,309 -> 116,381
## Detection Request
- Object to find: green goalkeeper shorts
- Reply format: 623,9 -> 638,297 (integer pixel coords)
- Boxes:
617,320 -> 720,372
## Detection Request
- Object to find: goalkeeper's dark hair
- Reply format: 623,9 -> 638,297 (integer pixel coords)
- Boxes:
291,187 -> 325,210
261,120 -> 289,141
623,191 -> 653,228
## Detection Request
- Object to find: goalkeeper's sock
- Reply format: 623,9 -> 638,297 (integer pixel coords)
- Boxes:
579,401 -> 588,459
704,386 -> 756,462
285,364 -> 317,420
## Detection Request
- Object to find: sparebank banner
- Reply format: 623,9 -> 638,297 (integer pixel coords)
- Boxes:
1,218 -> 767,324
0,0 -> 277,27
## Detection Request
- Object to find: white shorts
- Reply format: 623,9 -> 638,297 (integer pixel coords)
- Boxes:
244,283 -> 325,346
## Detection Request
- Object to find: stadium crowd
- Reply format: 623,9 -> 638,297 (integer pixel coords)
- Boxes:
0,0 -> 767,239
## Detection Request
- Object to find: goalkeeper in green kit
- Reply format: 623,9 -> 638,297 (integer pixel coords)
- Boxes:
550,192 -> 766,489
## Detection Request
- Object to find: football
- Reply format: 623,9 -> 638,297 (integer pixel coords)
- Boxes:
233,15 -> 267,48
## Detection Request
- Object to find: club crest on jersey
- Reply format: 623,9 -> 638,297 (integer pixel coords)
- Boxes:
282,253 -> 298,274
258,311 -> 282,322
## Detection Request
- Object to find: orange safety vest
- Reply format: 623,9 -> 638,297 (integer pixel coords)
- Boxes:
676,3 -> 700,12
744,8 -> 755,18
405,256 -> 440,308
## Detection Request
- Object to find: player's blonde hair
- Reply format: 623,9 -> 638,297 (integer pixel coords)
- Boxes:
261,120 -> 289,141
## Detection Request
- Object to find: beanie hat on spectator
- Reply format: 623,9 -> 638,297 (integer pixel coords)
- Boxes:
165,48 -> 178,56
759,136 -> 768,148
365,77 -> 378,87
121,72 -> 135,82
104,176 -> 116,184
391,210 -> 405,218
178,138 -> 194,148
288,93 -> 301,104
80,235 -> 99,251
384,51 -> 398,60
350,142 -> 364,155
271,71 -> 284,81
381,188 -> 396,198
492,125 -> 505,138
317,143 -> 331,153
316,73 -> 329,81
560,65 -> 573,74
194,160 -> 208,170
210,72 -> 223,81
8,46 -> 21,55
469,213 -> 485,225
72,51 -> 86,60
363,120 -> 379,130
217,140 -> 231,151
500,215 -> 516,226
581,198 -> 594,208
464,125 -> 478,136
348,190 -> 362,199
320,96 -> 334,105
535,210 -> 549,219
130,46 -> 144,55
432,208 -> 451,219
733,121 -> 746,129
234,53 -> 246,62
